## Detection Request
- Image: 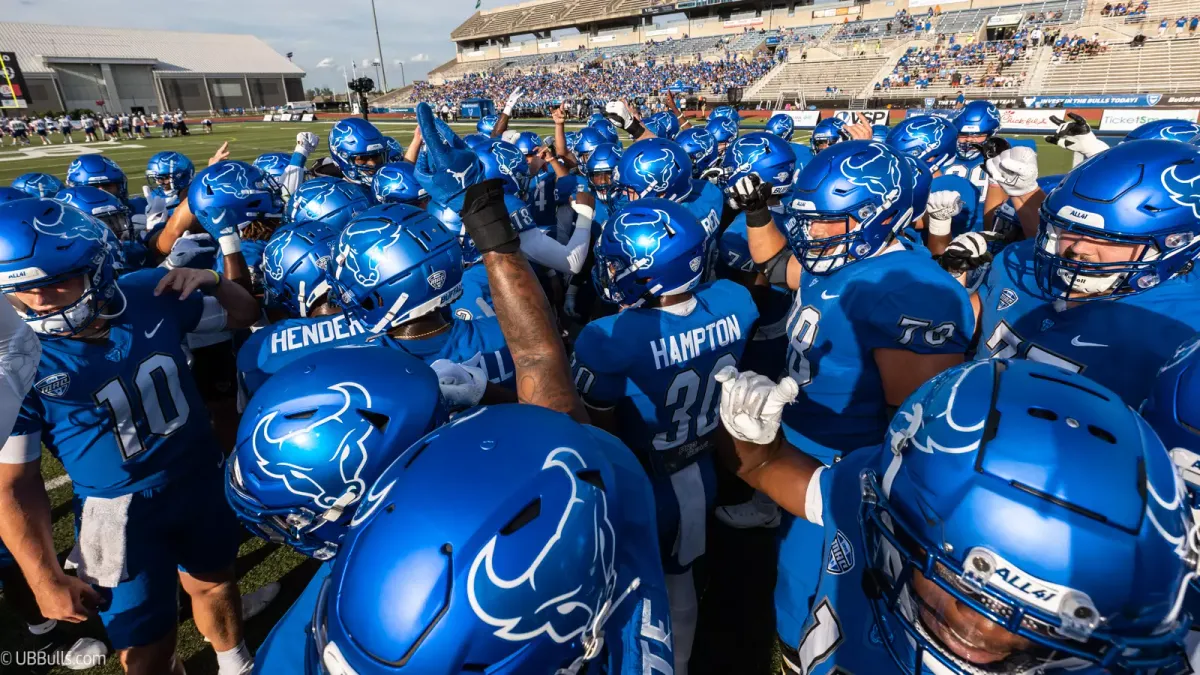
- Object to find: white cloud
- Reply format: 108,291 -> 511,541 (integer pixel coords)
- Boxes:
410,53 -> 431,62
315,57 -> 334,68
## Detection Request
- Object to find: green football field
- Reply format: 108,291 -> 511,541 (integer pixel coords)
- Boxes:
0,119 -> 1077,674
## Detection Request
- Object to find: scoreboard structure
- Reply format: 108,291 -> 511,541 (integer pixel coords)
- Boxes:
0,52 -> 31,109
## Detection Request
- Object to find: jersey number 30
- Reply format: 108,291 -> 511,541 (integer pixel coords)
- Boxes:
655,353 -> 738,450
93,354 -> 191,462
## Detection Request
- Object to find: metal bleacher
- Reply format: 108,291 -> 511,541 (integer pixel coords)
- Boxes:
934,0 -> 1084,34
832,17 -> 927,42
754,57 -> 888,98
1040,35 -> 1200,93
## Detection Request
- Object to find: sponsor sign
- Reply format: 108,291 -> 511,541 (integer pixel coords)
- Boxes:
834,109 -> 889,124
780,110 -> 821,127
300,113 -> 315,122
1021,93 -> 1163,108
646,27 -> 679,37
0,52 -> 32,108
1165,95 -> 1200,104
591,34 -> 617,42
905,108 -> 959,119
538,41 -> 561,49
1100,108 -> 1199,131
999,109 -> 1060,131
987,13 -> 1024,26
724,16 -> 764,27
263,114 -> 273,122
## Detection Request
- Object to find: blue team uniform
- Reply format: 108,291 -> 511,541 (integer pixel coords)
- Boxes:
681,179 -> 724,237
217,238 -> 268,289
12,269 -> 239,648
382,317 -> 515,387
253,562 -> 333,675
776,446 -> 898,672
525,169 -> 558,228
718,212 -> 792,378
976,239 -> 1200,406
451,264 -> 495,321
929,173 -> 980,237
236,314 -> 375,401
941,154 -> 988,231
790,143 -> 815,170
505,193 -> 537,234
780,245 -> 974,463
572,280 -> 759,571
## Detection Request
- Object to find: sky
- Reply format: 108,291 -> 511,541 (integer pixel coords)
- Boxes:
4,0 -> 504,93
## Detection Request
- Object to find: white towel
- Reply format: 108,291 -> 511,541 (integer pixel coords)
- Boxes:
670,463 -> 707,567
65,493 -> 132,588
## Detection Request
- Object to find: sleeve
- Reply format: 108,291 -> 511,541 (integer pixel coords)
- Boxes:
280,151 -> 308,201
162,266 -> 226,335
571,325 -> 626,410
517,224 -> 591,275
863,274 -> 975,354
1,390 -> 45,464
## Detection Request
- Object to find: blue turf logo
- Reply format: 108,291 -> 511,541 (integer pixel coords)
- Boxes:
339,218 -> 403,288
840,143 -> 903,203
612,208 -> 670,269
467,447 -> 617,644
251,381 -> 375,510
1162,163 -> 1200,218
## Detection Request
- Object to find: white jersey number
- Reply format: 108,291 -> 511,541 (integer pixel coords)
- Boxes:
93,354 -> 191,461
786,305 -> 821,387
944,162 -> 988,204
654,353 -> 738,450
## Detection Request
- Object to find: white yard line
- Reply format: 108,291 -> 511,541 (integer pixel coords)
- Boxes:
45,474 -> 72,491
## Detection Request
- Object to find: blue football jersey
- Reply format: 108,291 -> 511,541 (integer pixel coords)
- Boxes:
14,269 -> 224,498
216,238 -> 269,291
718,213 -> 793,377
382,317 -> 514,387
941,154 -> 987,231
776,446 -> 901,674
781,245 -> 974,463
790,143 -> 815,171
572,280 -> 759,468
682,179 -> 723,237
525,169 -> 558,228
977,240 -> 1200,406
505,193 -> 537,234
554,173 -> 579,205
236,313 -> 375,401
253,562 -> 333,675
450,263 -> 495,321
930,173 -> 980,237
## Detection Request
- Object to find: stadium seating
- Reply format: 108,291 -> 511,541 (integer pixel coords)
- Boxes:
753,57 -> 889,99
1040,35 -> 1200,93
934,0 -> 1084,35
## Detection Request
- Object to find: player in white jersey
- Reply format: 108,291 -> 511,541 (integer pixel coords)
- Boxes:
8,119 -> 29,146
81,114 -> 96,143
57,114 -> 73,144
31,118 -> 50,145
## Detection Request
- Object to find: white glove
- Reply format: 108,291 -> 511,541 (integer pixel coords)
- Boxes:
604,101 -> 636,131
926,190 -> 963,237
985,147 -> 1040,197
142,186 -> 169,232
502,87 -> 524,116
715,366 -> 799,446
431,359 -> 487,410
294,131 -> 319,155
700,166 -> 725,184
501,130 -> 521,145
564,285 -> 580,319
161,233 -> 217,270
1046,112 -> 1109,161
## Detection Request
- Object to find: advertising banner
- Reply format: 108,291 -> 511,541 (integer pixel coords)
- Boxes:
1020,93 -> 1164,108
998,108 -> 1060,132
780,110 -> 821,127
1099,108 -> 1199,131
834,109 -> 889,124
0,52 -> 32,108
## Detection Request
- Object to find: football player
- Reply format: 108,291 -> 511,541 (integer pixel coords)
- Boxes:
0,199 -> 261,675
371,161 -> 428,206
955,139 -> 1200,408
675,127 -> 721,180
144,151 -> 195,216
251,151 -> 292,200
31,116 -> 50,145
327,117 -> 388,186
53,186 -> 149,271
611,137 -> 725,237
80,113 -> 96,143
11,172 -> 64,199
765,112 -> 815,172
65,154 -> 148,217
58,113 -> 74,144
1123,118 -> 1200,142
809,117 -> 848,153
716,357 -> 1197,675
887,115 -> 974,255
946,100 -> 1002,232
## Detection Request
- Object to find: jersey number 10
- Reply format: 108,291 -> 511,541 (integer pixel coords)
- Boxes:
93,354 -> 191,462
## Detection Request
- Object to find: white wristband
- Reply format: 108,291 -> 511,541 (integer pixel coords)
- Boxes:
571,201 -> 595,222
218,233 -> 242,256
928,216 -> 952,237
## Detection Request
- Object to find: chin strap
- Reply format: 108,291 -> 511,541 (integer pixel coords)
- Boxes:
556,577 -> 642,675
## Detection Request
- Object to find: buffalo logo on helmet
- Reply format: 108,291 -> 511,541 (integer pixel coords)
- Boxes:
328,122 -> 357,158
490,142 -> 525,180
905,117 -> 947,155
612,208 -> 671,269
1162,163 -> 1200,218
1156,123 -> 1200,142
251,381 -> 376,510
840,143 -> 903,204
263,231 -> 293,283
202,162 -> 255,198
632,148 -> 679,194
467,447 -> 618,644
730,136 -> 772,179
339,218 -> 404,288
32,202 -> 106,243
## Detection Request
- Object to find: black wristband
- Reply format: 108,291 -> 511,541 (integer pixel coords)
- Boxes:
626,120 -> 646,139
460,179 -> 520,255
746,207 -> 773,229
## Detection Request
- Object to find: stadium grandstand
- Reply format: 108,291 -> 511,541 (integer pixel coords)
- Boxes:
0,22 -> 304,114
375,0 -> 1200,112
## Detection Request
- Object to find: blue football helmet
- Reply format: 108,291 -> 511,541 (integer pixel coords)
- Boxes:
588,111 -> 608,126
285,176 -> 373,228
513,131 -> 542,157
261,221 -> 342,317
1035,139 -> 1200,301
707,117 -> 739,147
723,132 -> 798,196
871,124 -> 891,142
53,186 -> 134,241
564,130 -> 581,152
414,102 -> 485,213
645,111 -> 681,140
145,151 -> 195,200
594,198 -> 709,306
675,127 -> 719,178
864,358 -> 1194,675
784,140 -> 915,274
0,199 -> 119,337
0,187 -> 30,206
188,161 -> 283,233
65,155 -> 127,199
810,117 -> 848,153
332,203 -> 464,333
583,143 -> 623,206
475,139 -> 530,197
1142,334 -> 1200,503
1123,119 -> 1200,143
591,119 -> 621,146
328,117 -> 388,184
12,172 -> 65,199
611,138 -> 694,207
426,200 -> 477,265
572,127 -> 608,164
372,162 -> 429,207
886,115 -> 958,172
708,105 -> 740,125
384,136 -> 404,163
477,114 -> 499,135
463,132 -> 492,151
766,113 -> 796,142
309,403 -> 659,674
954,100 -> 1002,160
901,155 -> 933,219
227,348 -> 446,560
252,152 -> 292,195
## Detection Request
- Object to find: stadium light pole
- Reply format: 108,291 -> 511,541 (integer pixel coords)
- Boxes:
370,0 -> 389,91
393,60 -> 406,87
